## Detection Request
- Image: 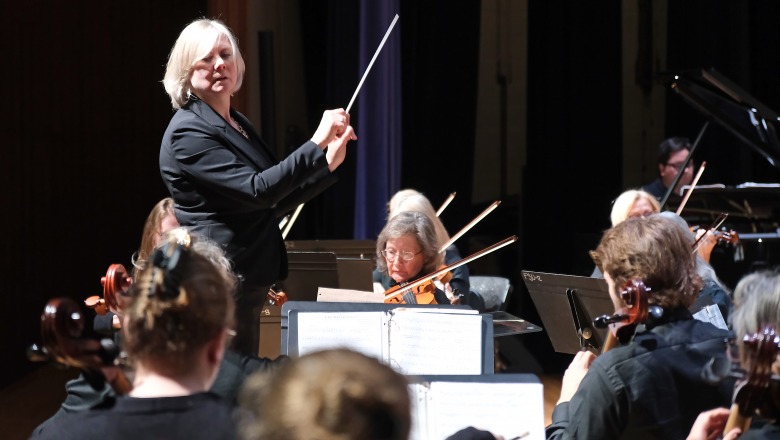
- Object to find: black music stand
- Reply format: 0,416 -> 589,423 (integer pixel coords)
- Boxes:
521,270 -> 614,355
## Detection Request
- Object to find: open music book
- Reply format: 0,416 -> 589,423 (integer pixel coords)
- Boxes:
286,303 -> 492,374
409,375 -> 545,440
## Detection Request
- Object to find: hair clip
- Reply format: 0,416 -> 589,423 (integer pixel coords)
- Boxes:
149,229 -> 193,299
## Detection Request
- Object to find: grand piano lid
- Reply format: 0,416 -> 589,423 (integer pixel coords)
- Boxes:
659,68 -> 780,169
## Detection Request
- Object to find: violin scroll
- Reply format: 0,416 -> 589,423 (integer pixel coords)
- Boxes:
725,325 -> 780,434
29,297 -> 132,394
85,264 -> 133,316
267,285 -> 289,306
594,279 -> 658,353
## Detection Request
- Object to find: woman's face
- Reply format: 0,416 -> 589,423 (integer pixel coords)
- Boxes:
628,197 -> 657,219
189,34 -> 237,101
384,234 -> 425,284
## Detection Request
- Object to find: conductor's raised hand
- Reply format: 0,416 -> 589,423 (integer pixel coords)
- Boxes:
325,125 -> 356,172
311,109 -> 352,149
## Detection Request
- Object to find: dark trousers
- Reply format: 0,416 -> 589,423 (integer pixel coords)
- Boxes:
231,285 -> 270,357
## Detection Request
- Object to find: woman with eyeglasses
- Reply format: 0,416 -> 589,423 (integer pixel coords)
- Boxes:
373,211 -> 450,304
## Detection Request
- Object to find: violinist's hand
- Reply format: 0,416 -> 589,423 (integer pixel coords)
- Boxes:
695,228 -> 717,264
686,407 -> 741,440
557,350 -> 596,404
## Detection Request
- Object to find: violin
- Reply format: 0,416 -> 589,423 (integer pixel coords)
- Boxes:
266,285 -> 289,306
27,297 -> 132,394
384,235 -> 518,304
724,325 -> 780,435
594,279 -> 661,353
84,263 -> 133,317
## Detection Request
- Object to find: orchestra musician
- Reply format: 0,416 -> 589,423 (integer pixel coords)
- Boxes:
385,189 -> 471,302
686,270 -> 780,440
642,136 -> 696,200
373,211 -> 449,304
658,211 -> 733,322
547,215 -> 733,439
609,189 -> 660,226
32,231 -> 239,439
159,18 -> 357,356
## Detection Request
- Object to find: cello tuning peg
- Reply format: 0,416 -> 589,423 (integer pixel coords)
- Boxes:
26,343 -> 50,362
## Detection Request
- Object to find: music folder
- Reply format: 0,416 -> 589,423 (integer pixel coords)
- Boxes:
281,301 -> 494,374
408,374 -> 544,440
521,270 -> 613,355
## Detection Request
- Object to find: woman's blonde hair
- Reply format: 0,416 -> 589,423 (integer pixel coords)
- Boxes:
239,349 -> 411,440
610,189 -> 660,226
124,229 -> 235,376
163,18 -> 246,109
387,190 -> 451,248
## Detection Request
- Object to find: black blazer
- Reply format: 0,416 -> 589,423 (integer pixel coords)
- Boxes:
159,98 -> 337,290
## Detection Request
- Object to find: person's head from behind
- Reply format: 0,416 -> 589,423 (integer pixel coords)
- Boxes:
730,270 -> 780,420
591,215 -> 702,311
387,190 -> 451,247
124,229 -> 235,389
134,197 -> 179,277
239,349 -> 411,440
610,189 -> 661,226
657,136 -> 694,191
376,211 -> 443,283
163,18 -> 246,109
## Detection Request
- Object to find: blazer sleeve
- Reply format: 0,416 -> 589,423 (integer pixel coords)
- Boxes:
165,115 -> 331,210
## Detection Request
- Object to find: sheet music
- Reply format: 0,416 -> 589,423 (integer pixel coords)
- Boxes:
386,311 -> 483,375
692,304 -> 728,330
408,381 -> 545,440
297,312 -> 385,358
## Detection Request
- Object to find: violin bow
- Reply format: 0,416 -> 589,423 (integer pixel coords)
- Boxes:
692,212 -> 728,254
346,14 -> 399,113
385,235 -> 518,302
660,121 -> 709,210
675,160 -> 707,215
281,203 -> 304,240
439,200 -> 500,253
435,192 -> 457,217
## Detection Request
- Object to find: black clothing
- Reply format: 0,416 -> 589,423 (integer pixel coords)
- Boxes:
545,311 -> 732,440
642,178 -> 667,200
160,98 -> 336,293
741,423 -> 780,439
446,426 -> 498,439
32,392 -> 236,440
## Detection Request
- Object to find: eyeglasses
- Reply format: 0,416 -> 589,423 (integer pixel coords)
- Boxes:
381,249 -> 423,262
665,161 -> 694,172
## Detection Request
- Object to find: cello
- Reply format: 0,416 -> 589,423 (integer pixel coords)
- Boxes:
593,279 -> 662,353
724,325 -> 780,435
28,297 -> 132,394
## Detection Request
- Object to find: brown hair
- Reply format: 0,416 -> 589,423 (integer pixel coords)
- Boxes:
592,215 -> 702,309
239,349 -> 411,440
124,230 -> 235,376
133,197 -> 176,278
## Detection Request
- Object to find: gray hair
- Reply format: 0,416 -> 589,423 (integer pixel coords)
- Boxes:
375,211 -> 443,276
731,270 -> 780,339
162,19 -> 246,109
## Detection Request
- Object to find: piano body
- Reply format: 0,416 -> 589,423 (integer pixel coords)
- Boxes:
660,68 -> 780,283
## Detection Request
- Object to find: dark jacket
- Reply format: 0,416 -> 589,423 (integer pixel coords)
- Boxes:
546,310 -> 733,440
160,98 -> 336,291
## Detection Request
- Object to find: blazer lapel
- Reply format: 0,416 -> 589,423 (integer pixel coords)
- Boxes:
189,99 -> 274,171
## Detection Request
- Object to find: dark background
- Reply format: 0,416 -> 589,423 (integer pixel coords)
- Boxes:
3,0 -> 780,389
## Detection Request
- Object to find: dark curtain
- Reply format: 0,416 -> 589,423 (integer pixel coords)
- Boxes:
353,0 -> 403,239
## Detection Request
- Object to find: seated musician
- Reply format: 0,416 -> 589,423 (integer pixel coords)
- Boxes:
373,211 -> 449,304
546,215 -> 733,439
237,348 -> 500,440
386,189 -> 471,303
33,231 -> 238,439
642,136 -> 695,200
658,211 -> 733,322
